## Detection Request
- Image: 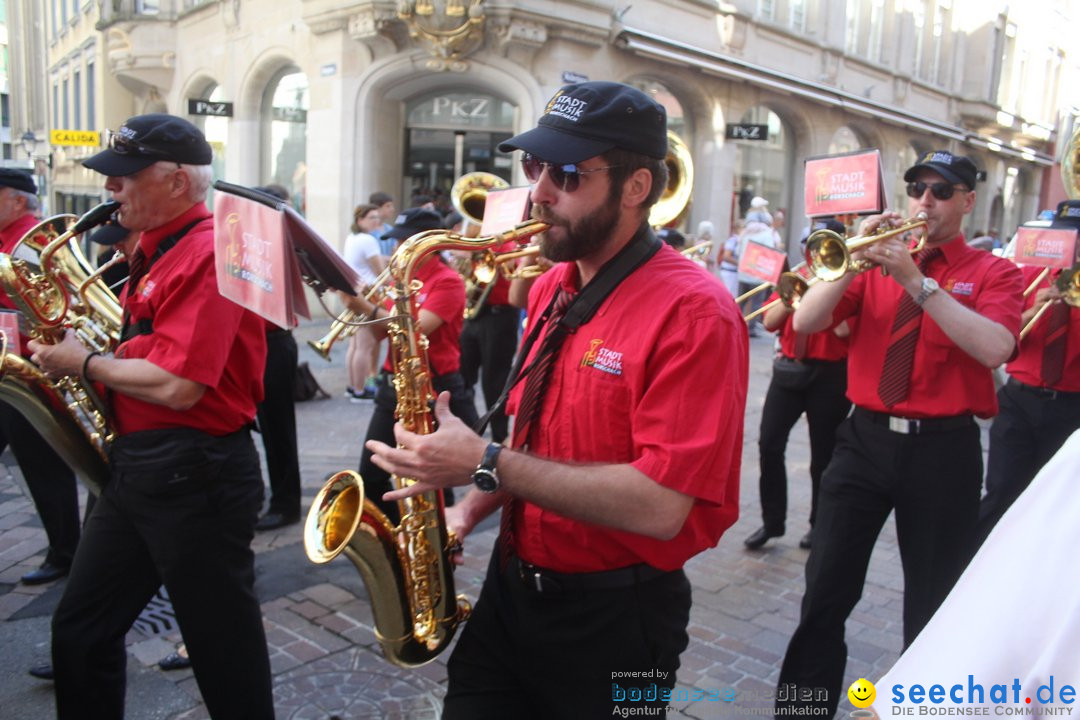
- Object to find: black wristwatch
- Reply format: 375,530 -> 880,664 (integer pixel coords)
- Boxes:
471,442 -> 503,493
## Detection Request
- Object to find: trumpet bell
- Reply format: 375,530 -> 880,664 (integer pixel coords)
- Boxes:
804,229 -> 850,282
450,172 -> 509,226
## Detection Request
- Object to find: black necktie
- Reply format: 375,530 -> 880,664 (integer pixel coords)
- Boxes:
877,248 -> 942,407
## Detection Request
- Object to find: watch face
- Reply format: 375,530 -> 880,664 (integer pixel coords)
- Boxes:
472,468 -> 499,493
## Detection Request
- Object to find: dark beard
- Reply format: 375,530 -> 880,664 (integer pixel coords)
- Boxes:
531,200 -> 621,263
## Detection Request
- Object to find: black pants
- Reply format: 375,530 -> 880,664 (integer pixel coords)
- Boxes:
52,428 -> 274,720
0,402 -> 81,568
757,359 -> 849,533
460,305 -> 520,443
776,410 -> 982,718
738,280 -> 765,331
255,330 -> 301,517
975,379 -> 1080,549
358,371 -> 479,524
443,547 -> 691,719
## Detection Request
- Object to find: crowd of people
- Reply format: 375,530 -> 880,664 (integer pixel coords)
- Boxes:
0,80 -> 1076,720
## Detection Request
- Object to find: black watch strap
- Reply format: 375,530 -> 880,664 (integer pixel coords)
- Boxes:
472,442 -> 503,493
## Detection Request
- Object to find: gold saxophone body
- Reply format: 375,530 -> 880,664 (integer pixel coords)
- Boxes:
303,218 -> 548,667
0,201 -> 122,495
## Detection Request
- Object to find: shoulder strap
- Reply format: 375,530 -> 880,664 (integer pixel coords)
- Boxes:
473,222 -> 661,434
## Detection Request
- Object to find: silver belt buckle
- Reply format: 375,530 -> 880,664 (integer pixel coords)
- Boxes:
888,416 -> 913,434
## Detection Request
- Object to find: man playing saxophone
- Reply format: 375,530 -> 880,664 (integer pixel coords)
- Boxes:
0,168 -> 82,586
367,81 -> 747,718
29,114 -> 274,720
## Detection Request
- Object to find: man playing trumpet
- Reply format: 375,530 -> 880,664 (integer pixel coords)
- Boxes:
776,151 -> 1023,718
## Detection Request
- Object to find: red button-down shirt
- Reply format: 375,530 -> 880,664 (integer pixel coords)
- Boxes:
832,235 -> 1023,419
0,213 -> 41,313
507,243 -> 747,572
380,255 -> 465,377
1007,264 -> 1080,392
114,204 -> 267,435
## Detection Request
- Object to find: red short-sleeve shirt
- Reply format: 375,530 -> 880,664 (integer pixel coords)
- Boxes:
380,256 -> 465,377
832,235 -> 1023,418
113,205 -> 267,435
507,243 -> 748,572
1007,264 -> 1080,392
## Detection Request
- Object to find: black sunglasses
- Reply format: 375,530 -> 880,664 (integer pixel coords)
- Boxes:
906,181 -> 967,201
106,130 -> 170,158
521,153 -> 620,193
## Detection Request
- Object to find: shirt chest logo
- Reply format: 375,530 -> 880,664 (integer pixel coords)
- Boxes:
945,279 -> 975,296
580,339 -> 623,376
138,278 -> 156,298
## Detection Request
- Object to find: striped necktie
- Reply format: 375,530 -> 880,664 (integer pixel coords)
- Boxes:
1041,300 -> 1070,386
877,248 -> 942,408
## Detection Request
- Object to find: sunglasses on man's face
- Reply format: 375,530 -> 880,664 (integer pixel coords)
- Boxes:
105,130 -> 170,158
521,153 -> 620,193
906,181 -> 967,201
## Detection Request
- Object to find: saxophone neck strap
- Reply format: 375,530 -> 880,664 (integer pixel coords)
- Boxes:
120,217 -> 204,342
473,222 -> 661,435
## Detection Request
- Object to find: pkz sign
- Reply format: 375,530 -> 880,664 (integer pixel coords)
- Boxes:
188,99 -> 234,117
725,124 -> 769,141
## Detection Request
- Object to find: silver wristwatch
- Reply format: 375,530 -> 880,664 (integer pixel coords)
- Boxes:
914,277 -> 939,306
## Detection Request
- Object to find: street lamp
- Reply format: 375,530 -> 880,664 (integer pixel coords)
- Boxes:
19,130 -> 42,160
18,130 -> 50,215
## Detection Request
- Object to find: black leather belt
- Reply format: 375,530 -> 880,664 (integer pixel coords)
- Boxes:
1008,377 -> 1080,401
853,407 -> 974,435
510,554 -> 672,595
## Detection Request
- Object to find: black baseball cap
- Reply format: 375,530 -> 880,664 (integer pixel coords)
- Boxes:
0,168 -> 38,194
83,113 -> 213,177
382,208 -> 445,240
1052,199 -> 1080,231
904,150 -> 978,190
498,81 -> 668,164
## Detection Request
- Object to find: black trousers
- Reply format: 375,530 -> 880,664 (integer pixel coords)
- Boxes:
255,330 -> 301,517
443,547 -> 691,719
0,401 -> 81,568
459,305 -> 520,443
757,359 -> 849,532
776,410 -> 982,718
358,371 -> 479,525
738,280 -> 766,330
52,428 -> 274,720
975,379 -> 1080,549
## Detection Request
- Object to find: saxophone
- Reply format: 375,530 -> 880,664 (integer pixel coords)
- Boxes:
303,218 -> 548,667
0,201 -> 122,495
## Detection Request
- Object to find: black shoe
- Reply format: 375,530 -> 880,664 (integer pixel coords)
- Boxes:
158,647 -> 192,671
28,663 -> 54,680
799,530 -> 813,549
744,526 -> 783,550
21,562 -> 69,585
255,511 -> 300,531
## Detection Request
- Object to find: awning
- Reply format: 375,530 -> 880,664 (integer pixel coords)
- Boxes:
615,27 -> 1055,167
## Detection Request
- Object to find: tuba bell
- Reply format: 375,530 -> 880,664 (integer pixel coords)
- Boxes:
649,130 -> 695,228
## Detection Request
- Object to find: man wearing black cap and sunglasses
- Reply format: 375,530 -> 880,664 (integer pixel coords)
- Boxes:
29,113 -> 274,720
775,150 -> 1024,718
367,81 -> 747,718
0,168 -> 83,587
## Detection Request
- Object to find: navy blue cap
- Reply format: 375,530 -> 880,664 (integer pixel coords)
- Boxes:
0,168 -> 37,194
904,150 -> 979,191
1052,200 -> 1080,231
383,208 -> 445,240
83,113 -> 213,177
499,81 -> 668,164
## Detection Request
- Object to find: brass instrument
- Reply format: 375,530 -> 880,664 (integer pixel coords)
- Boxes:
0,201 -> 122,494
743,271 -> 814,323
649,131 -> 695,228
681,240 -> 712,266
451,172 -> 511,318
307,267 -> 392,361
805,213 -> 928,281
1019,265 -> 1080,341
304,218 -> 549,667
1062,124 -> 1080,201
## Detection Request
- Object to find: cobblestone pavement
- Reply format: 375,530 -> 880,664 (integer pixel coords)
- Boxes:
1,318 -> 966,720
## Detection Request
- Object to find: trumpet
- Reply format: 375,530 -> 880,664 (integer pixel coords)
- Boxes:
681,240 -> 712,264
743,271 -> 814,323
307,268 -> 392,360
1019,265 -> 1080,341
806,213 -> 928,281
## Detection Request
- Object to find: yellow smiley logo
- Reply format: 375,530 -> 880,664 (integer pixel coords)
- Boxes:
848,678 -> 876,708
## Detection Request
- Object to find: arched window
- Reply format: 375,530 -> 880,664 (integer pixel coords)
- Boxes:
895,145 -> 919,212
262,68 -> 308,213
628,78 -> 686,137
734,106 -> 788,220
190,82 -> 228,206
827,126 -> 864,156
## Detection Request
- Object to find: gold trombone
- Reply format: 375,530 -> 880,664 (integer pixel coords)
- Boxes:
743,271 -> 814,323
805,213 -> 928,281
307,268 -> 392,360
1018,265 -> 1080,341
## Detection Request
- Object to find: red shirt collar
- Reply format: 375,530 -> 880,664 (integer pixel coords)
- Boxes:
137,204 -> 211,256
